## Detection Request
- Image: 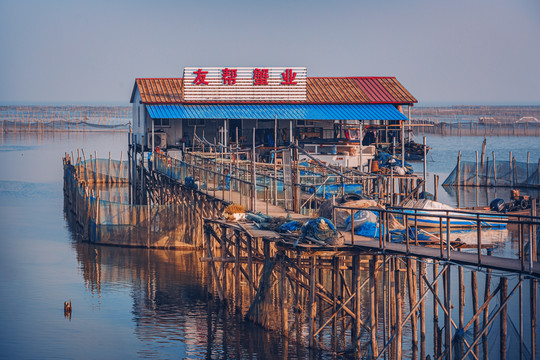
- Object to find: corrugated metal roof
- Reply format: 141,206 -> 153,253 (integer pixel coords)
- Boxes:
147,104 -> 408,121
132,77 -> 417,105
131,78 -> 183,104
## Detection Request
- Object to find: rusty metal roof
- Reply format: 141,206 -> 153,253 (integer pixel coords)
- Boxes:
130,78 -> 183,104
131,76 -> 416,105
307,77 -> 417,104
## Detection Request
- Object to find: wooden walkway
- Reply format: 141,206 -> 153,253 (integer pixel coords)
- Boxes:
239,222 -> 540,276
152,163 -> 539,276
198,186 -> 309,221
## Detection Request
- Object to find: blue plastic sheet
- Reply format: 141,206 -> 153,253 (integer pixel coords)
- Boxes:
390,228 -> 431,242
278,220 -> 304,233
378,151 -> 413,174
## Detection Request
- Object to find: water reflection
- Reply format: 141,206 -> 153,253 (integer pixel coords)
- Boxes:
72,240 -> 327,359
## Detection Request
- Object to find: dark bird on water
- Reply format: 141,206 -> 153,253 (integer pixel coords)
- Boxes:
64,300 -> 72,315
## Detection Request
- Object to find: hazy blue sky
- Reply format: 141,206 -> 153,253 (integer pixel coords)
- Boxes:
1,0 -> 538,105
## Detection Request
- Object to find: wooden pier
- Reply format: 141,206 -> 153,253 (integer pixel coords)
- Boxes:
204,219 -> 539,359
63,144 -> 540,358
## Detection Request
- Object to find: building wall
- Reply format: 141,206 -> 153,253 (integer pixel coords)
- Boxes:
145,119 -> 183,150
131,89 -> 146,148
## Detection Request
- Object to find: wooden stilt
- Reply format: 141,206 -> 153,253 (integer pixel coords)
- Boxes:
500,277 -> 508,359
370,257 -> 378,358
419,261 -> 426,360
308,255 -> 317,349
483,269 -> 492,360
395,258 -> 402,360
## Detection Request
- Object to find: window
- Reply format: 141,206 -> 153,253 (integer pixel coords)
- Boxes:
187,119 -> 206,127
154,118 -> 170,127
297,120 -> 315,127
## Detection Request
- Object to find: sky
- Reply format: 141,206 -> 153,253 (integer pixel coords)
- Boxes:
0,0 -> 539,105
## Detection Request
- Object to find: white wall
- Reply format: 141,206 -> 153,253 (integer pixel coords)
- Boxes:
131,88 -> 146,148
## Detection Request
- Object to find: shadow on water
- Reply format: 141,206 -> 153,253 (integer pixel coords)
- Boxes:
69,236 -> 331,359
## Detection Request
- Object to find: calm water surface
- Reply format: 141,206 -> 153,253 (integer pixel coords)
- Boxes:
0,132 -> 321,360
0,132 -> 539,359
411,134 -> 540,206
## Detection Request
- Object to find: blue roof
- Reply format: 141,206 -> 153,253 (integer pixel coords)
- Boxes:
147,104 -> 407,121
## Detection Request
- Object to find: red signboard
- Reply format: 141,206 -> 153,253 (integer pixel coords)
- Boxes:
184,67 -> 307,101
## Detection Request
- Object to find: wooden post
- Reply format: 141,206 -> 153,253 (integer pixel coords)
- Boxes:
419,261 -> 426,360
483,269 -> 492,357
434,174 -> 439,201
493,151 -> 497,186
108,152 -> 111,184
94,151 -> 98,183
274,115 -> 278,206
352,254 -> 361,356
532,198 -> 537,263
531,278 -> 537,360
510,151 -> 513,187
471,271 -> 480,358
481,137 -> 486,166
370,258 -> 378,358
514,157 -> 518,186
332,257 -> 339,351
457,151 -> 462,187
444,266 -> 452,359
407,258 -> 418,353
235,229 -> 241,311
527,151 -> 530,181
252,127 -> 256,212
246,234 -> 254,303
395,258 -> 402,360
475,150 -> 479,186
308,255 -> 317,348
433,261 -> 439,357
279,252 -> 288,336
401,120 -> 405,168
500,277 -> 508,359
423,136 -> 427,186
458,266 -> 465,357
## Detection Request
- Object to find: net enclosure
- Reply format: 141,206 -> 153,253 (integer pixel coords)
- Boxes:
443,158 -> 540,187
63,156 -> 204,248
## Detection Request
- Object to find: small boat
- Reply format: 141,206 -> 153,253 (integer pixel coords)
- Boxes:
299,142 -> 377,171
463,194 -> 539,216
398,199 -> 507,229
386,140 -> 431,161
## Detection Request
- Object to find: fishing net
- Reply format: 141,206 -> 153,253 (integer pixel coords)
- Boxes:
74,159 -> 129,184
443,159 -> 540,187
64,159 -> 201,248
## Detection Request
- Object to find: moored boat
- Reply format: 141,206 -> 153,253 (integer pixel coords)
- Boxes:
397,199 -> 507,229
